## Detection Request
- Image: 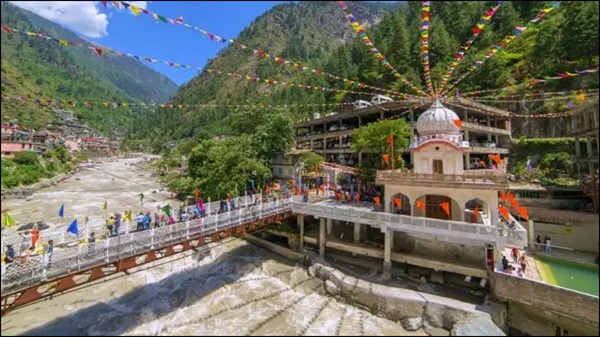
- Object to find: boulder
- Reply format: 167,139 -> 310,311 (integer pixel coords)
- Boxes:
325,280 -> 339,295
400,317 -> 423,331
450,316 -> 505,336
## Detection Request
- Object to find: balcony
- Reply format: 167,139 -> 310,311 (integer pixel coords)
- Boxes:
375,170 -> 509,190
469,146 -> 509,154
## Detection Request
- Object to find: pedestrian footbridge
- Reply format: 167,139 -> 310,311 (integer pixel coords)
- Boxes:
1,196 -> 528,315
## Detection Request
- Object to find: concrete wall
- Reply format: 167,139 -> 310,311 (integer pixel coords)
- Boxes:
528,207 -> 599,226
533,221 -> 599,253
492,271 -> 599,335
244,235 -> 304,262
393,233 -> 484,267
413,143 -> 465,175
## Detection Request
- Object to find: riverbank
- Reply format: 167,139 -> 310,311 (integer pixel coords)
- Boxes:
1,154 -> 170,235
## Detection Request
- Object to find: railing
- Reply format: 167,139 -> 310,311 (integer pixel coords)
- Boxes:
1,194 -> 262,257
462,122 -> 511,135
375,170 -> 509,186
1,198 -> 293,293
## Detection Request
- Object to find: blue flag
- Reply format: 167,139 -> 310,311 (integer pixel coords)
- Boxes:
195,204 -> 202,216
58,204 -> 65,218
67,219 -> 78,235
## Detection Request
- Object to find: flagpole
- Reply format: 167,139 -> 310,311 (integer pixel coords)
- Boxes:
391,133 -> 395,171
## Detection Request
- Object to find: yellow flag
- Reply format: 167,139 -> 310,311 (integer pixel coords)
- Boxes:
130,5 -> 141,16
103,200 -> 107,212
59,40 -> 69,46
2,213 -> 16,227
577,92 -> 586,101
124,210 -> 132,222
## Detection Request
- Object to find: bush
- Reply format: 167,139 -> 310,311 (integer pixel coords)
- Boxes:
13,151 -> 39,165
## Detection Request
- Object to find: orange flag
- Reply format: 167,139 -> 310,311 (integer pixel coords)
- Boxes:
374,196 -> 381,206
517,206 -> 529,221
479,160 -> 486,168
489,154 -> 502,165
393,197 -> 402,209
387,134 -> 394,145
499,191 -> 508,203
453,119 -> 463,128
473,205 -> 480,217
499,205 -> 509,220
440,202 -> 450,215
416,200 -> 425,211
382,154 -> 390,165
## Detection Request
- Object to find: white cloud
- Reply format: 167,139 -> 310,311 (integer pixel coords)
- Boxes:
9,1 -> 149,39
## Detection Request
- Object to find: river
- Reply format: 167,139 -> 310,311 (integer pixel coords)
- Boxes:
1,156 -> 431,336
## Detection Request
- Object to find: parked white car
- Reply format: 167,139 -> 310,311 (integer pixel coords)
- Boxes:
353,100 -> 372,109
370,94 -> 394,105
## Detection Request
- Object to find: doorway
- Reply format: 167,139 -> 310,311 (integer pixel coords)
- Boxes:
426,195 -> 451,220
433,159 -> 444,174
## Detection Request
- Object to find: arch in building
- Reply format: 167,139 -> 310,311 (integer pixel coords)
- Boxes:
390,192 -> 411,215
414,194 -> 462,221
464,198 -> 488,224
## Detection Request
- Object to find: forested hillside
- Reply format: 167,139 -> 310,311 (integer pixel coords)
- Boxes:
131,0 -> 598,149
0,1 -> 178,132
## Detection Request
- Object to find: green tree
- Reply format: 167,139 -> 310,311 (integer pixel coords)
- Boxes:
299,151 -> 324,173
351,119 -> 412,165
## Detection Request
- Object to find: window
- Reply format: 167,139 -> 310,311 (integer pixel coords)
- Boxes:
278,168 -> 283,176
433,159 -> 444,174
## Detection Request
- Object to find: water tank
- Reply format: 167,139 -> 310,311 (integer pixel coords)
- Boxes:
313,113 -> 321,119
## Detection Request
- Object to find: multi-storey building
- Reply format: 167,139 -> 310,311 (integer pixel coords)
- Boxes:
294,97 -> 513,170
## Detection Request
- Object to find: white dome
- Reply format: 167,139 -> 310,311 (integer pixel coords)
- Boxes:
415,100 -> 461,136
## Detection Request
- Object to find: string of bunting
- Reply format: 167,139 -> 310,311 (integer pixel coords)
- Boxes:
0,26 -> 390,99
441,1 -> 563,96
102,1 -> 405,99
459,67 -> 600,97
437,1 -> 503,92
466,88 -> 598,100
420,1 -> 434,96
471,91 -> 597,103
0,95 -> 360,110
440,98 -> 581,119
336,1 -> 428,97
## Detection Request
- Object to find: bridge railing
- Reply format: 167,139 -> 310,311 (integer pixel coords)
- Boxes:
0,195 -> 262,256
1,198 -> 292,294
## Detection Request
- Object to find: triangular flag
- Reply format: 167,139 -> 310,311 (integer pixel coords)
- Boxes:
161,204 -> 172,218
103,199 -> 108,211
440,202 -> 450,215
2,213 -> 16,227
387,134 -> 394,145
453,119 -> 462,128
67,219 -> 78,235
59,204 -> 65,218
382,154 -> 390,166
130,5 -> 141,16
416,200 -> 425,211
499,206 -> 509,220
373,196 -> 381,207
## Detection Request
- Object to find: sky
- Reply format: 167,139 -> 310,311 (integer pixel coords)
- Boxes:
10,1 -> 290,86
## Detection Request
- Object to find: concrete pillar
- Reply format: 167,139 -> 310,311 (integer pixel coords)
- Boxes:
460,204 -> 465,222
464,153 -> 470,169
410,108 -> 415,122
298,215 -> 304,250
383,228 -> 392,279
575,138 -> 582,181
489,196 -> 499,227
587,137 -> 594,176
495,135 -> 499,145
358,152 -> 363,166
380,110 -> 384,120
326,218 -> 332,235
319,218 -> 326,257
338,136 -> 342,150
358,115 -> 362,127
463,110 -> 468,121
354,222 -> 361,243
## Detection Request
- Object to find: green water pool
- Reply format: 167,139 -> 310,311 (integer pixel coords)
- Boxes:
535,256 -> 599,296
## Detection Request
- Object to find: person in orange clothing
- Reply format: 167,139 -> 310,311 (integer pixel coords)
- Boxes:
30,224 -> 40,248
